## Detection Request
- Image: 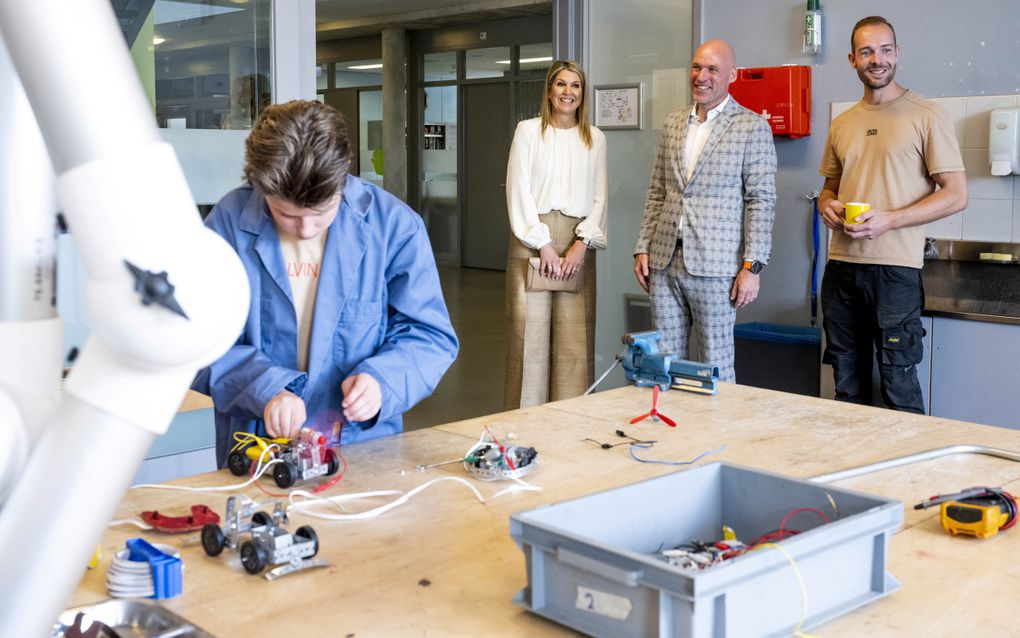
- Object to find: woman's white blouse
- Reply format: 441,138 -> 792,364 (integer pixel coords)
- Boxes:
505,118 -> 608,250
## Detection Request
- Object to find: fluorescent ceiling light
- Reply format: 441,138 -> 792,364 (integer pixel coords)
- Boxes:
496,56 -> 553,65
348,63 -> 383,70
153,36 -> 166,45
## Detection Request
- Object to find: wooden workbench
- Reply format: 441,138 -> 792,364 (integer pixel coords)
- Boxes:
70,384 -> 1020,636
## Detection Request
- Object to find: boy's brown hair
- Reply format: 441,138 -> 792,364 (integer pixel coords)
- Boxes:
244,100 -> 352,207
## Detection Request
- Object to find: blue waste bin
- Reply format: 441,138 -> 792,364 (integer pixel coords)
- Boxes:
734,322 -> 821,396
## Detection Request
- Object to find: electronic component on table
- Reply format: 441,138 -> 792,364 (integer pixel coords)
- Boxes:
227,429 -> 341,488
657,508 -> 833,571
584,430 -> 656,449
416,429 -> 538,480
464,439 -> 537,481
914,487 -> 1018,539
201,495 -> 328,579
661,539 -> 747,571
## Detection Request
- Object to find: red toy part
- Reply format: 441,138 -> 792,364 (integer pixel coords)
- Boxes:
141,504 -> 220,533
629,385 -> 677,427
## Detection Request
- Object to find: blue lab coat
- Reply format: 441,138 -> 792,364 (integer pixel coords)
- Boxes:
193,177 -> 459,467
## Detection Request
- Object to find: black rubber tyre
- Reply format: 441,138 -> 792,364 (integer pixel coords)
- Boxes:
295,525 -> 319,558
251,511 -> 272,527
201,524 -> 226,557
227,450 -> 251,477
240,540 -> 267,575
326,449 -> 340,476
273,461 -> 297,488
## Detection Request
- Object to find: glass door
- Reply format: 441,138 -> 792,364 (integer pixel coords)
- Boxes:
358,90 -> 383,189
415,43 -> 551,267
421,84 -> 458,264
420,53 -> 459,265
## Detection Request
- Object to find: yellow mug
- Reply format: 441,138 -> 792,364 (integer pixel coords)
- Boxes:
844,202 -> 870,225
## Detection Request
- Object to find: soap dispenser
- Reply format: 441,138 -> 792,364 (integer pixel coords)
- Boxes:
989,107 -> 1020,176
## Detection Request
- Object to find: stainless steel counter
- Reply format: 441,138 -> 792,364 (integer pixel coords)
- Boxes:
923,259 -> 1020,325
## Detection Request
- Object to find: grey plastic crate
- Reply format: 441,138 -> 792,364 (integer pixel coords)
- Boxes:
510,463 -> 902,638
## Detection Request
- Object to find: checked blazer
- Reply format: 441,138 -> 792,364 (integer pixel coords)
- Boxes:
635,97 -> 777,276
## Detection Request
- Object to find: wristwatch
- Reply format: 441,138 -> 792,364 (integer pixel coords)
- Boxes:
743,259 -> 764,274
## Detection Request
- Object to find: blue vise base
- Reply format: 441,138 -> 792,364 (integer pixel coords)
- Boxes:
618,331 -> 719,394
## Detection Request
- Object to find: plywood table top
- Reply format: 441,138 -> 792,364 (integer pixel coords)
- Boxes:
71,384 -> 1020,636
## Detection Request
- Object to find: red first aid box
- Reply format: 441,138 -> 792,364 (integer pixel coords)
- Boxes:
729,65 -> 811,138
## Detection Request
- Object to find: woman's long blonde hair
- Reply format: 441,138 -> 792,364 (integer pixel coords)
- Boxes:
538,60 -> 593,148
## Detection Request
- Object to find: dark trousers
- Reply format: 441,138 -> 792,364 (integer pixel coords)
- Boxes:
821,260 -> 926,414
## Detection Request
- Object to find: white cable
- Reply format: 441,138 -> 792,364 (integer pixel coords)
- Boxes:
130,444 -> 281,492
130,432 -> 542,521
106,519 -> 153,530
585,358 -> 621,395
287,475 -> 542,521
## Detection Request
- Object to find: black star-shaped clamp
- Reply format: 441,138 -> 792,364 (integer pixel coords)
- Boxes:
124,260 -> 189,320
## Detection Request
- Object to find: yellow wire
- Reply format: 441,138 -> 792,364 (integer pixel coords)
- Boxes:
229,431 -> 291,454
230,431 -> 260,453
752,542 -> 820,638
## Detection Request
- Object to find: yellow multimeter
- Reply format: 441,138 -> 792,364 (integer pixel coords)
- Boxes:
941,497 -> 1012,539
915,487 -> 1017,540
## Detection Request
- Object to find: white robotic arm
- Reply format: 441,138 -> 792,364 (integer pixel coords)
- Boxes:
0,29 -> 60,507
0,1 -> 250,635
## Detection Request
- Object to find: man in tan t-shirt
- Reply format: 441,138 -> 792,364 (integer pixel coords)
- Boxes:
817,16 -> 967,414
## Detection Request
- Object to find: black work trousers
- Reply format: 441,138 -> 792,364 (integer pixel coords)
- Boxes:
821,260 -> 925,414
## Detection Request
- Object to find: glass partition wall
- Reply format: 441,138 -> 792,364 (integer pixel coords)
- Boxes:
415,42 -> 552,266
316,57 -> 383,186
313,17 -> 552,267
119,0 -> 273,130
420,52 -> 459,264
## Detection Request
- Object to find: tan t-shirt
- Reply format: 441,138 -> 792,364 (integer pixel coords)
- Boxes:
819,90 -> 964,269
277,229 -> 326,371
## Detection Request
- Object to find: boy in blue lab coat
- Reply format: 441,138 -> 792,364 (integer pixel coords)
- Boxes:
193,100 -> 459,467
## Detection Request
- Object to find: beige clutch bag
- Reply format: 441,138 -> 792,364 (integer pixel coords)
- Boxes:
526,257 -> 583,293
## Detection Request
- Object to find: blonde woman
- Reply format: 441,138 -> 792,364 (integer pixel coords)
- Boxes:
504,60 -> 608,409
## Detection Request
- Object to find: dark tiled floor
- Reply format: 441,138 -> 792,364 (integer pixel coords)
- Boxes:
403,266 -> 506,430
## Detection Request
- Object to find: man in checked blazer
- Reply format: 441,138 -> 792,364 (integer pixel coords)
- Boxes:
633,39 -> 776,381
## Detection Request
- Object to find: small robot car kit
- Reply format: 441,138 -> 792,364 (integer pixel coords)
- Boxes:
462,427 -> 537,481
201,495 -> 328,580
415,426 -> 537,480
228,429 -> 341,489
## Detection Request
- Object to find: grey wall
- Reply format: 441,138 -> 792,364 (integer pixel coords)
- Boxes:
702,1 -> 1020,328
588,0 -> 693,388
589,0 -> 1020,390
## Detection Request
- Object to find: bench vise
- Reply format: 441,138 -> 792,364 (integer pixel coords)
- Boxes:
618,331 -> 719,395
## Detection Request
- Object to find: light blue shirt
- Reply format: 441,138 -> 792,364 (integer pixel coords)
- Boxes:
193,176 -> 459,467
